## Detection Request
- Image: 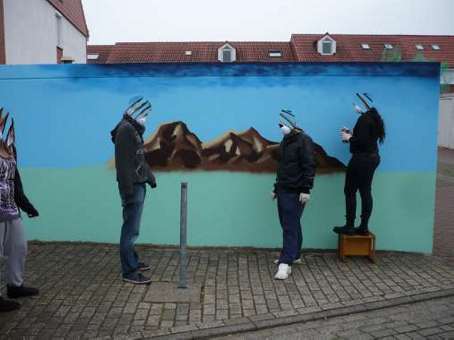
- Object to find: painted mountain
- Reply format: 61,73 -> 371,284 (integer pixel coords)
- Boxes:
141,121 -> 345,173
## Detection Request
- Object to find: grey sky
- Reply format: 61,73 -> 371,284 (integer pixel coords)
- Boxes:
82,0 -> 454,44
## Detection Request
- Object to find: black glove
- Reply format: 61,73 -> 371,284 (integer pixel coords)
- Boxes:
148,178 -> 157,189
27,207 -> 39,218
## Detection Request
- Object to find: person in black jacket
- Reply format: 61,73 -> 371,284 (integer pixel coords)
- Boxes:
0,118 -> 39,313
273,110 -> 316,280
111,108 -> 156,285
334,99 -> 385,236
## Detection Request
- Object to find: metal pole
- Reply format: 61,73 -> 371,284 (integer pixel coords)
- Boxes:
178,182 -> 188,289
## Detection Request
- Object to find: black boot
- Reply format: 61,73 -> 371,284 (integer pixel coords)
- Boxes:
0,296 -> 20,312
355,226 -> 370,235
333,225 -> 356,235
356,216 -> 370,235
7,285 -> 39,299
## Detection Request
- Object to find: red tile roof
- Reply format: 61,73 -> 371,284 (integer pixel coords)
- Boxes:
88,41 -> 295,64
87,34 -> 454,67
47,0 -> 88,37
87,45 -> 113,64
291,34 -> 454,67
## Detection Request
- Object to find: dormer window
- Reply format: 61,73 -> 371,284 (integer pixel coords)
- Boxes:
269,50 -> 282,58
218,43 -> 236,63
317,34 -> 336,56
416,44 -> 424,50
361,43 -> 371,50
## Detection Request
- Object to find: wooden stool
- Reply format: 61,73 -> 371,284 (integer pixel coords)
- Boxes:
338,232 -> 376,263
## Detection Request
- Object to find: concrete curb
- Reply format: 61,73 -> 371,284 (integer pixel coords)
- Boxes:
143,288 -> 454,339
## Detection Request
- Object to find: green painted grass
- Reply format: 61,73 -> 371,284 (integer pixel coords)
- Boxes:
20,167 -> 436,253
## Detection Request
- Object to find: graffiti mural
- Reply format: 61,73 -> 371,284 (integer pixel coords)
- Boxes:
0,62 -> 440,252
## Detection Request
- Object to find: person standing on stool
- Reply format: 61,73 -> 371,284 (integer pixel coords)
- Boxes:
273,109 -> 316,280
0,113 -> 39,313
333,94 -> 386,236
111,99 -> 156,285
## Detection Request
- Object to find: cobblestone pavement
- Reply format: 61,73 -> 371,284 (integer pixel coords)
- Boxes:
217,295 -> 454,340
1,244 -> 454,339
434,147 -> 454,260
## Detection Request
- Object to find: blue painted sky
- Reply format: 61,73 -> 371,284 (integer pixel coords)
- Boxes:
0,63 -> 440,171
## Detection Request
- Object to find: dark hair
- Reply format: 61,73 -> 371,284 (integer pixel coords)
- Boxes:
368,107 -> 386,144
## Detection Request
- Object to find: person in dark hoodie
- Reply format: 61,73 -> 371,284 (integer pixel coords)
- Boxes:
272,109 -> 316,280
0,113 -> 39,313
333,95 -> 385,236
111,99 -> 156,284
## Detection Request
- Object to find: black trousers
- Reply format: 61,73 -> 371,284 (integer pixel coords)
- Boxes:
344,153 -> 380,228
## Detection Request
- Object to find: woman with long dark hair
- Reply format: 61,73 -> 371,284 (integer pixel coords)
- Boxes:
334,99 -> 386,236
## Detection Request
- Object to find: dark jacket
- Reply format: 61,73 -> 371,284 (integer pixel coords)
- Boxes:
14,168 -> 39,217
111,114 -> 156,198
275,130 -> 316,194
349,112 -> 379,155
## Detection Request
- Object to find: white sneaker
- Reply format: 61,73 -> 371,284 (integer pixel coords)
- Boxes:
273,258 -> 302,265
274,263 -> 292,280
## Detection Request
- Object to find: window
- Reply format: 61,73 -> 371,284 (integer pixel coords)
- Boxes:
361,43 -> 370,50
184,50 -> 192,56
322,41 -> 332,54
87,54 -> 99,60
222,49 -> 232,62
416,44 -> 424,50
55,13 -> 63,47
269,50 -> 282,58
318,34 -> 336,55
432,44 -> 440,50
218,43 -> 236,62
384,44 -> 393,49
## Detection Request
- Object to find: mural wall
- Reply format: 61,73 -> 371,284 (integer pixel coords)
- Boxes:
0,63 -> 440,252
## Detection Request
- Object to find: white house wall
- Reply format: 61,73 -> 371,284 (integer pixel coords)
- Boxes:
439,95 -> 454,149
3,0 -> 86,64
442,69 -> 454,85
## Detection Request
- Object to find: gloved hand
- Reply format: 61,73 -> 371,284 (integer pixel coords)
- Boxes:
27,207 -> 39,218
299,193 -> 310,204
148,179 -> 157,189
340,128 -> 352,142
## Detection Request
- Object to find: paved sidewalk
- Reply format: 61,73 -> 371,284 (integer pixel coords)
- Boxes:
218,295 -> 454,340
1,244 -> 454,339
434,147 -> 454,260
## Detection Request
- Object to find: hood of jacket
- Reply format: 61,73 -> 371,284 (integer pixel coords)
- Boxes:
110,114 -> 146,144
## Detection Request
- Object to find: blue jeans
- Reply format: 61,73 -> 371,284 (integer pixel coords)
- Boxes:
119,183 -> 146,277
277,191 -> 305,265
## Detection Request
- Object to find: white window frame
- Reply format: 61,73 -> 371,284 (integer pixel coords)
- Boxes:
317,35 -> 336,56
361,43 -> 371,50
184,50 -> 193,56
218,43 -> 236,63
432,44 -> 440,50
384,44 -> 393,49
269,50 -> 282,58
87,54 -> 99,60
55,13 -> 63,48
416,44 -> 424,50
